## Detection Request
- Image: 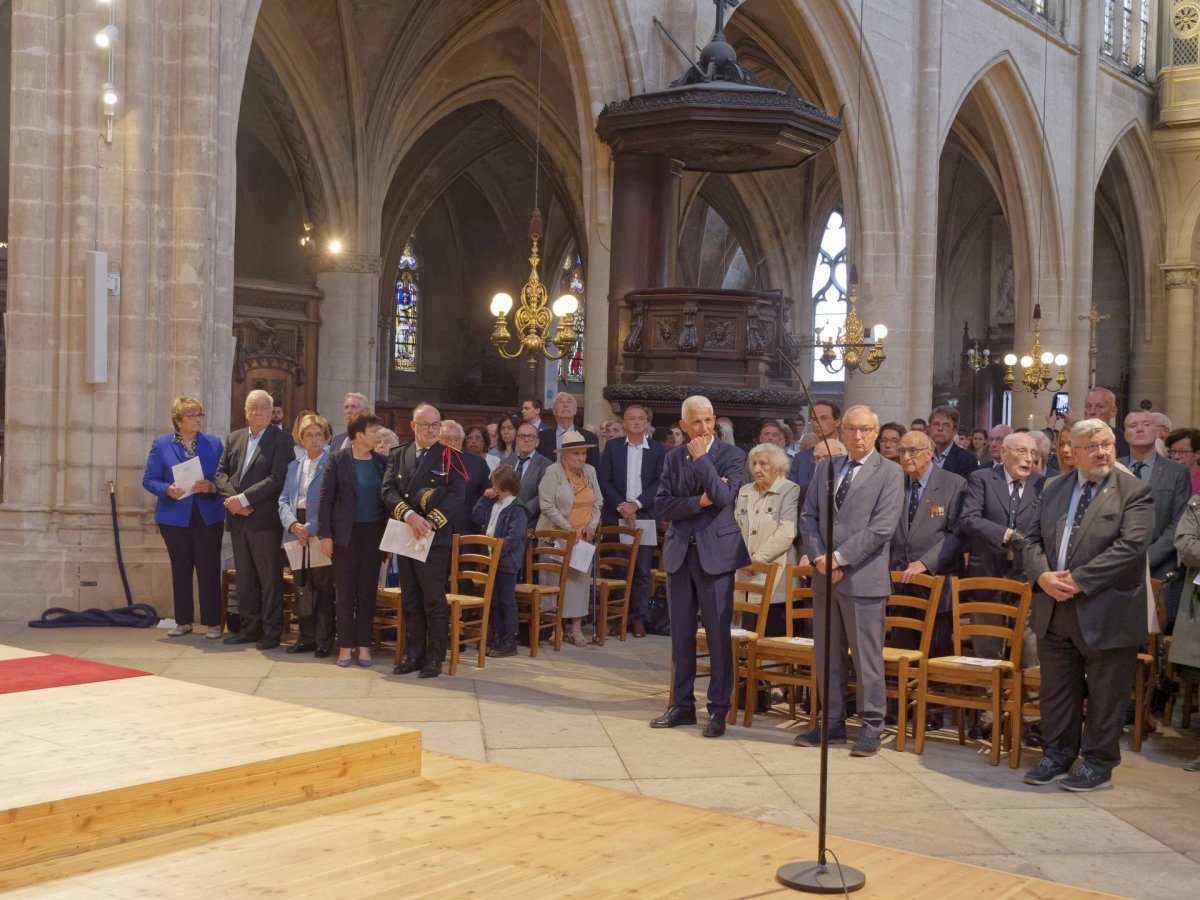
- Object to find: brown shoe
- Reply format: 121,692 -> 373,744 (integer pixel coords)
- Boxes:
632,622 -> 647,638
608,624 -> 621,637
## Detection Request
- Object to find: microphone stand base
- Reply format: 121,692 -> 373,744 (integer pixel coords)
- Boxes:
776,861 -> 866,894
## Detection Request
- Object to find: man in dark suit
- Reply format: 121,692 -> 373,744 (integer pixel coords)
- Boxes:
958,430 -> 1046,664
330,392 -> 367,453
797,405 -> 905,757
1120,409 -> 1190,590
598,404 -> 666,638
650,395 -> 750,738
927,405 -> 978,479
499,422 -> 550,520
537,391 -> 600,469
889,429 -> 965,657
439,420 -> 490,537
787,400 -> 841,505
382,403 -> 466,679
214,389 -> 295,649
521,397 -> 548,432
1022,418 -> 1154,791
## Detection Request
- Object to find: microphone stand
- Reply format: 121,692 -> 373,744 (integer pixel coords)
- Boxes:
774,348 -> 866,894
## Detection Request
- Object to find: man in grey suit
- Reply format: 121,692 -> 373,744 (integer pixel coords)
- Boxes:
797,404 -> 904,756
1022,418 -> 1154,791
889,429 -> 965,657
650,395 -> 750,739
498,422 -> 549,521
1120,409 -> 1190,622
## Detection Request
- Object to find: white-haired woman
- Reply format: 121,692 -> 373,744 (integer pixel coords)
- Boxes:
735,442 -> 800,636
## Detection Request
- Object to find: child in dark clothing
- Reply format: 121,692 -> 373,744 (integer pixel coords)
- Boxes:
471,465 -> 528,657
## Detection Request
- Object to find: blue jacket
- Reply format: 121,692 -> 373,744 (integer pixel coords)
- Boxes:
279,448 -> 330,545
655,439 -> 751,576
142,432 -> 225,527
471,494 -> 529,575
598,437 -> 666,526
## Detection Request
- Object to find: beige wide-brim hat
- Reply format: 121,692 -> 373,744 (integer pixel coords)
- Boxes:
554,431 -> 596,453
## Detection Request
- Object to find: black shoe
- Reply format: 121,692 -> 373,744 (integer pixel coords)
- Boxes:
223,632 -> 262,645
1023,757 -> 1072,786
418,662 -> 442,678
702,714 -> 727,738
793,725 -> 848,747
488,642 -> 518,658
649,707 -> 697,728
256,638 -> 281,651
393,657 -> 422,675
314,646 -> 332,659
286,642 -> 317,654
1059,762 -> 1112,792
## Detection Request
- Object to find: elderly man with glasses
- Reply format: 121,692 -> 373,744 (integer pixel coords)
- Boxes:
497,422 -> 550,520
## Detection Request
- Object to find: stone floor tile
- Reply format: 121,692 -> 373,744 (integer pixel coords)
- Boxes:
913,767 -> 1092,809
487,746 -> 628,780
255,674 -> 374,700
826,809 -> 1010,858
598,715 -> 768,779
775,771 -> 949,815
165,675 -> 263,694
743,733 -> 903,776
942,854 -> 1047,879
161,656 -> 275,678
635,775 -> 816,830
581,779 -> 641,794
77,641 -> 189,660
962,807 -> 1170,856
304,697 -> 478,724
1027,851 -> 1200,898
399,720 -> 485,760
1107,806 -> 1200,853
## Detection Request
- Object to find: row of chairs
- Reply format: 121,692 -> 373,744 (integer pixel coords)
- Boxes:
699,562 -> 1163,768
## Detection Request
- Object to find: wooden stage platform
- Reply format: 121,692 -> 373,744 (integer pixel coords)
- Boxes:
0,644 -> 1111,898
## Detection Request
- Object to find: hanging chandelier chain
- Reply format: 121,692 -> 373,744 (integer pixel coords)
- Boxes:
533,2 -> 544,211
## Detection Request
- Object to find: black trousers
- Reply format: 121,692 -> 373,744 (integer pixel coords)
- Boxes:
629,544 -> 653,625
332,520 -> 386,649
667,544 -> 735,717
1040,599 -> 1139,776
229,519 -> 285,640
158,505 -> 223,626
397,542 -> 453,665
293,509 -> 335,649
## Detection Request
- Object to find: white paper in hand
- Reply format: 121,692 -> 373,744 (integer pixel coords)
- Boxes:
283,539 -> 331,570
380,517 -> 432,562
170,456 -> 204,499
569,539 -> 596,572
619,519 -> 658,548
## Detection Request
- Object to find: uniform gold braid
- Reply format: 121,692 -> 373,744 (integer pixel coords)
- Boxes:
428,509 -> 448,529
393,501 -> 410,520
417,488 -> 435,511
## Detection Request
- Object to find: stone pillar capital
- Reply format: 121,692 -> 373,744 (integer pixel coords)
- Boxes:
1161,264 -> 1199,289
310,252 -> 383,276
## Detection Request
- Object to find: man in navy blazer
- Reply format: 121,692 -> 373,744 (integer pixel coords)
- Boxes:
928,405 -> 979,479
787,400 -> 841,506
650,395 -> 750,738
797,405 -> 905,757
598,405 -> 666,637
214,389 -> 295,649
537,391 -> 600,469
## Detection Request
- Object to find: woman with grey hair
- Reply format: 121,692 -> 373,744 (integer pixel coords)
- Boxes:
735,442 -> 800,632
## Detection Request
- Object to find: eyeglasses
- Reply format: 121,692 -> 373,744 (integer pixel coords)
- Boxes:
1169,448 -> 1196,458
1006,448 -> 1038,458
517,432 -> 539,440
897,447 -> 930,457
183,412 -> 206,419
843,426 -> 877,435
1079,440 -> 1116,455
413,420 -> 442,431
878,437 -> 901,446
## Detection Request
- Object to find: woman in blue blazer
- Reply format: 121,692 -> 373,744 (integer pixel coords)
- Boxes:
141,396 -> 225,637
278,413 -> 335,657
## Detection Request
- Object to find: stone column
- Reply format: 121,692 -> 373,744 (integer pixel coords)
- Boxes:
0,0 -> 256,619
312,254 -> 383,426
1163,265 -> 1197,424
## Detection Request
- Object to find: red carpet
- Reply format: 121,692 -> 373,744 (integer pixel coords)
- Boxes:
0,654 -> 149,694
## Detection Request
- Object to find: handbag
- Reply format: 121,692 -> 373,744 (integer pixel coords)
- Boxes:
291,545 -> 315,620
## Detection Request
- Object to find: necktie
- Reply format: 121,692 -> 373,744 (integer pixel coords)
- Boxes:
415,447 -> 425,465
517,456 -> 528,479
1065,481 -> 1096,561
834,460 -> 860,509
907,479 -> 921,524
1008,480 -> 1022,528
1132,461 -> 1146,480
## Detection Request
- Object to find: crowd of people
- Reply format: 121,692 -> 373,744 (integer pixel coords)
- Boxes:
141,385 -> 1200,781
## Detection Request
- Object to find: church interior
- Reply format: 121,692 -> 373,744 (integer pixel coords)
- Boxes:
2,1 -> 1200,896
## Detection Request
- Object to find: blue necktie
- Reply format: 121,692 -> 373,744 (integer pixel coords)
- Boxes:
1065,482 -> 1096,561
907,480 -> 921,524
834,460 -> 860,509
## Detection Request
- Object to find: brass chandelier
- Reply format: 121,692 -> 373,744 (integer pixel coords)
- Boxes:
816,282 -> 888,375
1002,303 -> 1067,396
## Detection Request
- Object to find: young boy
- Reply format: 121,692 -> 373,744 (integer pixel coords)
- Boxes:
472,465 -> 528,657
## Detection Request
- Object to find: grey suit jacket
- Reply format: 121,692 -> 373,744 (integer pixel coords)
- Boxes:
1023,468 -> 1154,651
499,450 -> 550,522
890,465 -> 965,609
959,467 -> 1046,580
1118,454 -> 1190,576
800,452 -> 905,599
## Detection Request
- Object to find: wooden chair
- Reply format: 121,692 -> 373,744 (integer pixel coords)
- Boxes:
220,568 -> 238,633
695,560 -> 780,726
280,571 -> 296,638
595,525 -> 642,645
374,586 -> 403,662
446,534 -> 502,676
914,576 -> 1032,768
515,529 -> 574,657
743,565 -> 816,728
878,571 -> 944,752
649,544 -> 667,599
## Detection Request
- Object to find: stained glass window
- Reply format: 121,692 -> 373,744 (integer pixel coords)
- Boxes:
393,240 -> 418,373
557,252 -> 585,384
1103,0 -> 1116,55
812,209 -> 848,384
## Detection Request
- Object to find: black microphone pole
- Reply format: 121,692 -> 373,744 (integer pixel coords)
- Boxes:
774,348 -> 866,894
